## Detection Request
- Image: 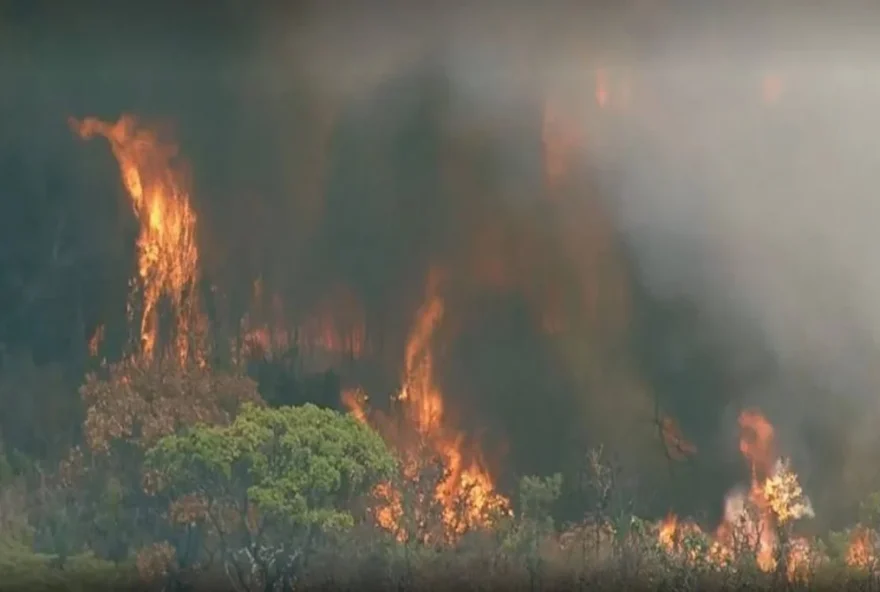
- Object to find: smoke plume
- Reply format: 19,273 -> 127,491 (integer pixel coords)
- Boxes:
6,3 -> 880,526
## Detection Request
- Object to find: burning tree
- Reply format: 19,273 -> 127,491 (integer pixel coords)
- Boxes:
653,409 -> 817,582
70,115 -> 207,367
343,269 -> 511,543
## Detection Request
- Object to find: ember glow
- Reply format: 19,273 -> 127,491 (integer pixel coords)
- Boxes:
238,278 -> 291,362
238,277 -> 367,368
296,284 -> 368,363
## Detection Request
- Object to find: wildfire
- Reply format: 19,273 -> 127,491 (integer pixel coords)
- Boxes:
786,536 -> 815,583
341,387 -> 369,425
659,415 -> 697,461
658,513 -> 703,561
70,115 -> 204,366
296,284 -> 367,362
343,268 -> 510,541
239,278 -> 291,362
763,458 -> 814,525
738,409 -> 776,483
656,409 -> 815,581
846,527 -> 876,572
238,278 -> 367,368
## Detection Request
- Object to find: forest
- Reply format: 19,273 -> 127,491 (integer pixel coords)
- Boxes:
3,3 -> 880,591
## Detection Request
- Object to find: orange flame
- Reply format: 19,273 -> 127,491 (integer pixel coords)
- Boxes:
738,408 -> 777,484
238,279 -> 367,367
71,115 -> 204,366
657,409 -> 814,580
658,513 -> 679,550
341,388 -> 369,425
722,409 -> 782,571
239,278 -> 290,362
297,284 -> 367,362
786,537 -> 813,583
846,527 -> 876,571
659,415 -> 697,461
658,513 -> 705,562
343,268 -> 509,541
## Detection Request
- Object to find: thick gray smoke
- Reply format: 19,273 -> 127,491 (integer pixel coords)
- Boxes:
256,4 -> 880,521
606,51 -> 880,520
9,3 -> 880,523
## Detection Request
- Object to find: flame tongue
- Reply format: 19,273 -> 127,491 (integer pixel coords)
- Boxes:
656,409 -> 814,579
71,115 -> 203,365
739,409 -> 777,484
399,269 -> 445,433
344,268 -> 509,540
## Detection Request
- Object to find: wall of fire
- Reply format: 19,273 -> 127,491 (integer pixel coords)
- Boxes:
1,7 -> 873,529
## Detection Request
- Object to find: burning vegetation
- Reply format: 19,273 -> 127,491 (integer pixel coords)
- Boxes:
342,269 -> 511,541
654,408 -> 818,581
70,115 -> 206,367
3,19 -> 880,585
69,114 -> 510,545
49,105 -> 880,588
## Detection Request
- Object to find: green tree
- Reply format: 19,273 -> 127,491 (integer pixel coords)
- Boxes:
29,361 -> 265,566
501,473 -> 563,591
144,402 -> 396,591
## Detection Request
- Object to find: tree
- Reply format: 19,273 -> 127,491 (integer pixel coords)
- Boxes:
501,473 -> 563,591
29,360 -> 265,565
144,403 -> 396,591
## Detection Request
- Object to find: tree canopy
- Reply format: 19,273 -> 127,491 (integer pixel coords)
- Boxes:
146,402 -> 396,528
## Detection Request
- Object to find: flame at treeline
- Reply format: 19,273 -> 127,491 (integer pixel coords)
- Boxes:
70,114 -> 513,538
71,115 -> 205,366
342,269 -> 511,541
656,408 -> 822,582
70,115 -> 369,371
66,89 -> 687,543
69,87 -> 804,550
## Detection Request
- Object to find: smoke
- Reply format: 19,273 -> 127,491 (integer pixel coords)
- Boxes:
588,20 -> 880,522
8,3 -> 880,523
601,45 -> 880,515
252,4 -> 880,521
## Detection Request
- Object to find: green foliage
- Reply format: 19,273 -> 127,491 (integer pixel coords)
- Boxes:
0,444 -> 14,484
518,473 -> 563,527
827,529 -> 852,561
144,403 -> 397,590
146,402 -> 396,532
500,473 -> 564,587
0,539 -> 132,591
859,491 -> 880,527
